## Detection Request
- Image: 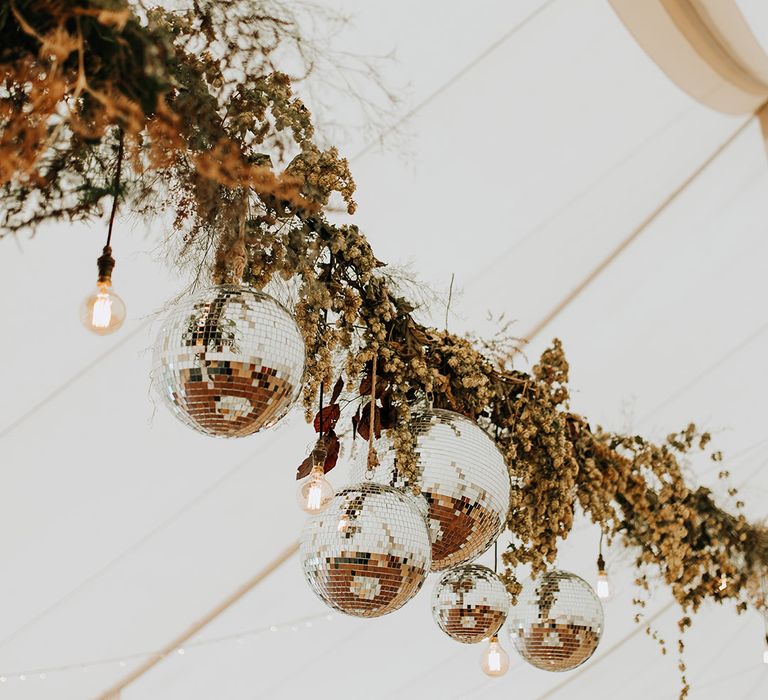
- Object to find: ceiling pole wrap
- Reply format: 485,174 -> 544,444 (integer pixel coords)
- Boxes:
96,543 -> 299,700
609,0 -> 768,114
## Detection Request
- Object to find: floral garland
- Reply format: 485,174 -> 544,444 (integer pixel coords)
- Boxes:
2,2 -> 766,695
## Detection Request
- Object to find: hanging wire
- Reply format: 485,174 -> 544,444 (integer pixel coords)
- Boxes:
318,372 -> 325,438
365,353 -> 379,477
96,128 -> 124,282
597,530 -> 606,572
494,539 -> 498,574
317,253 -> 334,441
0,610 -> 336,684
106,128 -> 124,249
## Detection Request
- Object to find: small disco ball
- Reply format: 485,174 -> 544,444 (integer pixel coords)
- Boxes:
431,564 -> 510,643
508,570 -> 604,672
351,409 -> 510,571
300,482 -> 431,618
152,285 -> 305,438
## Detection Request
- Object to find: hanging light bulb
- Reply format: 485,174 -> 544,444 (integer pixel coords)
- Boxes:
763,633 -> 768,665
596,553 -> 612,601
480,635 -> 510,677
81,246 -> 126,335
297,464 -> 334,514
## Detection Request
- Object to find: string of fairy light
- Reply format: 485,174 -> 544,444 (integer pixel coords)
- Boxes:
0,611 -> 335,686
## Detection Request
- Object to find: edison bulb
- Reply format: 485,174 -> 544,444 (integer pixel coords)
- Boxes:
297,467 -> 334,514
596,569 -> 612,601
81,282 -> 126,335
763,648 -> 768,665
480,635 -> 510,677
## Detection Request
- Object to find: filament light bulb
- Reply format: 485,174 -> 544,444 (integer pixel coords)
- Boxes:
81,281 -> 126,334
82,246 -> 126,335
297,466 -> 333,514
596,569 -> 612,601
480,635 -> 510,678
763,649 -> 768,665
596,553 -> 612,601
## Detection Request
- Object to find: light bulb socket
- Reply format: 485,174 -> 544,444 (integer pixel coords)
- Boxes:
597,554 -> 606,572
311,443 -> 327,470
97,246 -> 116,284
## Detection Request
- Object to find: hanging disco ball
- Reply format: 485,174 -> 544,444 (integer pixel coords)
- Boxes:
152,285 -> 305,438
351,409 -> 511,571
431,564 -> 510,643
507,570 -> 604,672
300,482 -> 431,618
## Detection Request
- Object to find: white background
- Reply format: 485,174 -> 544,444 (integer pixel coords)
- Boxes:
1,1 -> 768,698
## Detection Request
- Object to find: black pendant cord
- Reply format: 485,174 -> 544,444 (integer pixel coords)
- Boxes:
317,253 -> 334,440
97,128 -> 124,282
493,424 -> 500,575
597,531 -> 606,572
106,128 -> 124,249
318,364 -> 325,438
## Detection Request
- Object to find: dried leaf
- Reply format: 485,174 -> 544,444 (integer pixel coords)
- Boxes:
358,401 -> 381,441
295,454 -> 313,480
351,405 -> 360,440
313,404 -> 340,433
330,376 -> 344,404
323,430 -> 340,472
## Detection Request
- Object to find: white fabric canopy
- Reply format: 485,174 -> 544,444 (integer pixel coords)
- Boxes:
1,1 -> 767,698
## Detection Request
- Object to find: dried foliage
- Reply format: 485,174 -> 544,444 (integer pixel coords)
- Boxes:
2,2 -> 766,695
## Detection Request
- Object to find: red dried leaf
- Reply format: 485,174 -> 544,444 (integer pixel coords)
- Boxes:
330,376 -> 344,404
313,404 -> 341,433
359,373 -> 372,398
358,401 -> 381,441
352,405 -> 360,440
323,430 -> 340,472
358,403 -> 370,441
296,454 -> 313,480
380,402 -> 397,430
359,372 -> 386,399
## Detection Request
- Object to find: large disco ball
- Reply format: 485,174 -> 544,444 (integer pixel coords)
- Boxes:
300,482 -> 431,618
432,564 -> 510,643
352,409 -> 510,571
508,570 -> 604,672
152,285 -> 305,438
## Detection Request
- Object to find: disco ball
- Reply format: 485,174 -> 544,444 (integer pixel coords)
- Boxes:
351,409 -> 510,571
432,564 -> 510,643
508,570 -> 604,672
300,482 -> 431,618
152,285 -> 305,438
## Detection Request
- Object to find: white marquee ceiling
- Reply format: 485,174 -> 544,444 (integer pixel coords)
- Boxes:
1,1 -> 767,698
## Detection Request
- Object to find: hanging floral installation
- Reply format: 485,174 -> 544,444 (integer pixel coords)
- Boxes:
2,1 -> 767,695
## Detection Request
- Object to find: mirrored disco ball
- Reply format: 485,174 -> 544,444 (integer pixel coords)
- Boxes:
351,409 -> 510,571
432,564 -> 510,643
508,570 -> 604,672
153,285 -> 305,437
300,482 -> 431,617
